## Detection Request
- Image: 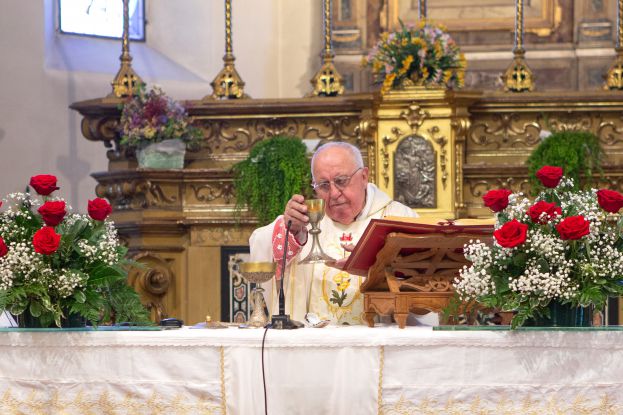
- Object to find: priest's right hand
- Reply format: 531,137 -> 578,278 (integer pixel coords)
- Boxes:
284,194 -> 309,239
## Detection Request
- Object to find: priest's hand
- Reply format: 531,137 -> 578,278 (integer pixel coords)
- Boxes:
284,194 -> 309,242
326,243 -> 355,270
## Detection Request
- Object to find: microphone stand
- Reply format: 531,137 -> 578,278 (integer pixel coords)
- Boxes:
270,220 -> 303,329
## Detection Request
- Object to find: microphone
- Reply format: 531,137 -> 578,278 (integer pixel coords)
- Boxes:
270,219 -> 303,329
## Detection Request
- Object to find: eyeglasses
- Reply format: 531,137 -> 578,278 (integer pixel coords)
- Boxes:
312,167 -> 362,195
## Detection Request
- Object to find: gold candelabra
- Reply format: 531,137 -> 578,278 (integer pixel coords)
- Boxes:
418,0 -> 427,19
309,0 -> 345,97
501,0 -> 535,92
205,0 -> 249,100
604,0 -> 623,90
109,0 -> 143,98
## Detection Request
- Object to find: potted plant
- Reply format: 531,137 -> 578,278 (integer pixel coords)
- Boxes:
0,174 -> 151,327
455,166 -> 623,328
527,130 -> 603,193
232,136 -> 312,225
119,84 -> 202,169
362,19 -> 465,93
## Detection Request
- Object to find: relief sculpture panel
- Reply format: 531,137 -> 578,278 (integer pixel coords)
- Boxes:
394,135 -> 436,208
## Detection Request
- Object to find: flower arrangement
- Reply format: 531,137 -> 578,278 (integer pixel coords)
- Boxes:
454,166 -> 623,328
362,19 -> 466,93
119,84 -> 202,149
0,174 -> 150,327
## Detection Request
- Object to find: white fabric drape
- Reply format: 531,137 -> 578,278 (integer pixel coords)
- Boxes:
1,326 -> 622,414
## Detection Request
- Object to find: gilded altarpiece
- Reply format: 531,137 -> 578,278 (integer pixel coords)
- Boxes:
375,88 -> 481,219
72,90 -> 623,323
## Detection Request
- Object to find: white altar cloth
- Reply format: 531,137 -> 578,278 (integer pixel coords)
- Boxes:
1,325 -> 622,414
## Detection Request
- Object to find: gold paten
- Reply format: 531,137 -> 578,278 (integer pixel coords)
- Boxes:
109,0 -> 143,98
310,0 -> 345,96
205,0 -> 249,100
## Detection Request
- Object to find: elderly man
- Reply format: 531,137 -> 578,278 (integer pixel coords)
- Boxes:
249,141 -> 417,324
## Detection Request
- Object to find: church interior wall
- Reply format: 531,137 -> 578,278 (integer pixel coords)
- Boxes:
0,0 -> 320,211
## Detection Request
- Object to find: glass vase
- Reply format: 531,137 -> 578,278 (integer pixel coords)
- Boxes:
137,138 -> 186,169
525,301 -> 592,327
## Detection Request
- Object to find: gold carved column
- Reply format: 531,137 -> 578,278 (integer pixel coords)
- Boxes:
374,87 -> 482,219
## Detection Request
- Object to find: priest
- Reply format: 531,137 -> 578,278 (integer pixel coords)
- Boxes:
249,141 -> 418,325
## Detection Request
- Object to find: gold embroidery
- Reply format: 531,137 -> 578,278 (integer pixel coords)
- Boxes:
380,393 -> 623,415
377,346 -> 384,414
220,345 -> 227,415
0,388 -> 222,414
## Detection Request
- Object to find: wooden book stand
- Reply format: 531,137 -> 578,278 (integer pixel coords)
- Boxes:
344,218 -> 493,328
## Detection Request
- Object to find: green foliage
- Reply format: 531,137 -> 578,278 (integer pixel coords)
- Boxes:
233,136 -> 312,225
0,189 -> 150,328
527,130 -> 603,193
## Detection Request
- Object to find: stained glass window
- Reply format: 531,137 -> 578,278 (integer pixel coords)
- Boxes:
59,0 -> 145,41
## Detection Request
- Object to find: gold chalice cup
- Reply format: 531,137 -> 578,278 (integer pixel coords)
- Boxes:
299,199 -> 335,264
239,261 -> 276,328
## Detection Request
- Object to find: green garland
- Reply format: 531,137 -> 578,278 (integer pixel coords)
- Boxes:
526,130 -> 603,193
233,136 -> 312,225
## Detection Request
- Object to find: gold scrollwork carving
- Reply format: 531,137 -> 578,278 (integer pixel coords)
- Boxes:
598,118 -> 623,146
201,116 -> 361,154
193,226 -> 251,246
355,110 -> 377,146
469,177 -> 530,199
469,114 -> 541,149
190,182 -> 235,205
542,112 -> 594,132
95,179 -> 149,211
400,103 -> 429,133
81,116 -> 119,147
381,127 -> 403,187
428,126 -> 448,190
127,252 -> 174,322
147,182 -> 179,207
302,117 -> 360,141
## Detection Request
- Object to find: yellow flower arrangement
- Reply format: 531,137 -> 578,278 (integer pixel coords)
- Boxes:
363,20 -> 465,93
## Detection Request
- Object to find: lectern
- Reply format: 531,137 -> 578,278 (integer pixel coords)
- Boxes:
344,218 -> 494,328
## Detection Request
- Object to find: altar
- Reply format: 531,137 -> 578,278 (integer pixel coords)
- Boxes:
1,326 -> 622,414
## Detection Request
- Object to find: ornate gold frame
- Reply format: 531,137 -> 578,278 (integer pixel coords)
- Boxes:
387,0 -> 562,36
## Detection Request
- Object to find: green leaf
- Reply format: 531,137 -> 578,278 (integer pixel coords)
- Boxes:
73,290 -> 86,304
29,301 -> 42,317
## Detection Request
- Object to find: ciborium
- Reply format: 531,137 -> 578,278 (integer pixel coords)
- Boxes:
299,199 -> 335,264
239,262 -> 276,328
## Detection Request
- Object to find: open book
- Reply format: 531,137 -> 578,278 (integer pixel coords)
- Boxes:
342,216 -> 495,276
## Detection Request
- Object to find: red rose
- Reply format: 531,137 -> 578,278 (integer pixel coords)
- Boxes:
494,219 -> 529,248
556,216 -> 590,240
527,200 -> 562,224
483,189 -> 512,212
536,166 -> 563,188
88,198 -> 112,221
0,237 -> 7,257
597,189 -> 623,213
37,201 -> 66,226
29,174 -> 59,196
32,226 -> 61,255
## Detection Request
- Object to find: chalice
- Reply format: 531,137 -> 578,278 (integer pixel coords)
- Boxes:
299,199 -> 335,264
239,262 -> 276,328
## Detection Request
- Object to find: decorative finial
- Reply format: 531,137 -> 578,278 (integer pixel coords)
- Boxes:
502,0 -> 534,92
204,0 -> 249,100
309,0 -> 345,96
604,0 -> 623,90
109,0 -> 143,98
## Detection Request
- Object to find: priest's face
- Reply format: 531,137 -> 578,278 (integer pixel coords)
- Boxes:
311,147 -> 368,225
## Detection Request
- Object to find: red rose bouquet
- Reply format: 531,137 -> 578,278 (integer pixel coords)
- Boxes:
455,166 -> 623,327
0,175 -> 149,327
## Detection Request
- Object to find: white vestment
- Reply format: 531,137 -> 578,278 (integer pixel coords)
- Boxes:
249,183 -> 417,325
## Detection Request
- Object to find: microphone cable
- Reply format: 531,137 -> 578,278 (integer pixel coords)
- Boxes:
261,325 -> 270,415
